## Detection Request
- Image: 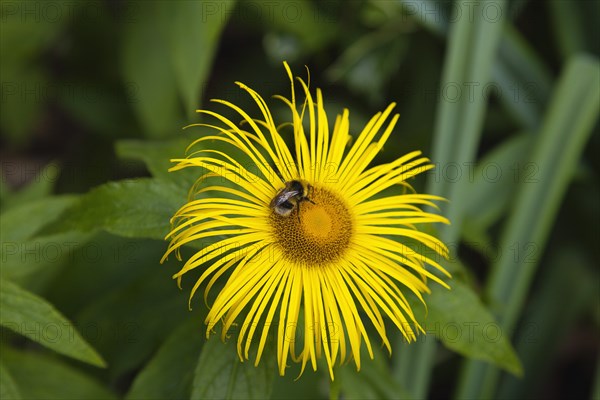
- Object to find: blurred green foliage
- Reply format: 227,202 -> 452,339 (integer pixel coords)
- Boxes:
1,1 -> 598,399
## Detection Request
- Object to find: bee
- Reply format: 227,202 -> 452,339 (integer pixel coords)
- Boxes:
270,180 -> 315,218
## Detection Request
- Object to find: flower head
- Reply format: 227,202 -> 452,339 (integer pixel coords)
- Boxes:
162,62 -> 450,380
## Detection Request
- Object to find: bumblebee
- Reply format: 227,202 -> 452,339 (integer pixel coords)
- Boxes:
270,180 -> 314,218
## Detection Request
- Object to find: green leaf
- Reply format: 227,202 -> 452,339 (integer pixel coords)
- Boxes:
116,130 -> 257,186
72,244 -> 192,381
0,231 -> 92,291
457,55 -> 600,398
0,279 -> 106,368
126,318 -> 204,400
1,195 -> 78,242
403,1 -> 508,397
157,1 -> 235,117
44,234 -> 169,317
191,337 -> 276,400
0,359 -> 21,400
548,0 -> 587,59
391,336 -> 435,400
42,179 -> 187,240
421,279 -> 522,376
426,0 -> 507,240
492,24 -> 553,131
0,195 -> 84,289
463,133 -> 532,232
397,2 -> 552,131
116,137 -> 197,183
120,1 -> 234,135
0,347 -> 115,400
120,5 -> 182,137
115,135 -> 259,207
396,0 -> 448,34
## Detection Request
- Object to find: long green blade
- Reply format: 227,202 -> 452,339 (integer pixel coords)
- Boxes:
398,1 -> 507,398
456,54 -> 600,398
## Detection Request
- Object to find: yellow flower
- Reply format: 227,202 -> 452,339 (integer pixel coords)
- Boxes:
162,62 -> 450,380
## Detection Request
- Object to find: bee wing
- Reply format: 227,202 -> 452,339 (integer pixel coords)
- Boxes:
270,187 -> 302,207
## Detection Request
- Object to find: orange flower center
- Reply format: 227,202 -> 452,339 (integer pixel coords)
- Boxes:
270,185 -> 353,266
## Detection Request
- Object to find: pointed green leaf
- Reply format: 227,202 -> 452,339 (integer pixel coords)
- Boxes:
421,279 -> 522,376
463,133 -> 532,232
0,196 -> 88,290
1,195 -> 85,288
0,280 -> 106,367
1,347 -> 115,399
1,195 -> 78,242
0,359 -> 21,400
157,1 -> 235,116
0,231 -> 92,291
41,179 -> 187,240
121,5 -> 182,137
115,136 -> 258,214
